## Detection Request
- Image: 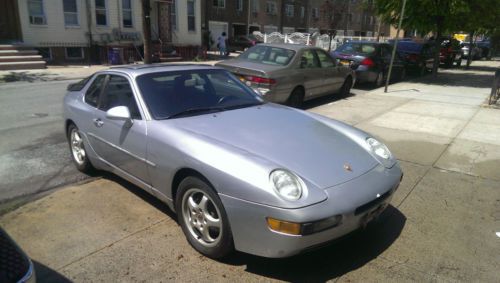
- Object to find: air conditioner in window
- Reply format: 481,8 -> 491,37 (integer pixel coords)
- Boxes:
30,16 -> 46,25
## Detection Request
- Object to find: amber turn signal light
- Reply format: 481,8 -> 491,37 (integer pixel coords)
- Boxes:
266,217 -> 301,235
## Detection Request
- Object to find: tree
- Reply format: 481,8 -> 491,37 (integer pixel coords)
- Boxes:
373,0 -> 461,75
141,0 -> 152,64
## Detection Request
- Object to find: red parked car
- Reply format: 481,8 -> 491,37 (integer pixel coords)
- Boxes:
440,38 -> 463,68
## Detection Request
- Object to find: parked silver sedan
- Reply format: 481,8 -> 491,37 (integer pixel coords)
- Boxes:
63,64 -> 402,259
216,43 -> 355,107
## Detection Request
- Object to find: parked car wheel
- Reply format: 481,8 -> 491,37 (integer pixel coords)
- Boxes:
287,87 -> 305,108
339,77 -> 353,97
176,176 -> 234,259
67,123 -> 94,173
419,62 -> 426,76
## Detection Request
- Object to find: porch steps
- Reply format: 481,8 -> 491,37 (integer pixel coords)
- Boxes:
0,45 -> 46,70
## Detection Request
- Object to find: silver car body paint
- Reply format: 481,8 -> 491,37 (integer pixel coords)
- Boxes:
63,64 -> 402,258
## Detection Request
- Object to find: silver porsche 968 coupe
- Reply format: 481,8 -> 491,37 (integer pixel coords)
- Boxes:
63,64 -> 403,259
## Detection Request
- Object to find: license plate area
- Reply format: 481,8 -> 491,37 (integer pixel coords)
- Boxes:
340,60 -> 351,66
360,203 -> 387,228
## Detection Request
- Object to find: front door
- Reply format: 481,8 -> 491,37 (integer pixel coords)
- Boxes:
0,0 -> 22,42
89,74 -> 150,184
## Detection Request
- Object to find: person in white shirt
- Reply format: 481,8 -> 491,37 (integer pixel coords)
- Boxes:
217,32 -> 227,57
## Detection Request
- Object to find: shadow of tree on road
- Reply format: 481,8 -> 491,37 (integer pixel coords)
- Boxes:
0,72 -> 61,83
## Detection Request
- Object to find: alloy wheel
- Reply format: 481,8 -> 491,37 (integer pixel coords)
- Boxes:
70,129 -> 86,165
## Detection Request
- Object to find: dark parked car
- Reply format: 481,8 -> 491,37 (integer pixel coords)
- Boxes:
476,40 -> 491,59
395,41 -> 435,75
228,35 -> 262,52
440,38 -> 462,67
330,41 -> 406,86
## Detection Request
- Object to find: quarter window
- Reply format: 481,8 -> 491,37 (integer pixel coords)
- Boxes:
99,75 -> 141,119
187,0 -> 195,31
28,0 -> 46,25
63,0 -> 78,26
85,75 -> 106,107
95,0 -> 107,26
122,0 -> 132,27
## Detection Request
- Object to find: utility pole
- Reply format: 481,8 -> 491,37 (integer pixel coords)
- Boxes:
141,0 -> 152,64
247,0 -> 251,36
384,0 -> 406,93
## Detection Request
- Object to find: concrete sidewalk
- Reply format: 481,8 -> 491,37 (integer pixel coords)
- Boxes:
1,61 -> 499,282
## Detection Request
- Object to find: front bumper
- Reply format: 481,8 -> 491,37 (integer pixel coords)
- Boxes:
220,163 -> 403,258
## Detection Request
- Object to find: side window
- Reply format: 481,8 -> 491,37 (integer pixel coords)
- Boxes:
84,75 -> 106,107
99,75 -> 142,120
316,50 -> 335,68
300,50 -> 320,68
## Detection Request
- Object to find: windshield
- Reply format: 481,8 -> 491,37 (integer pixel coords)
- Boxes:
336,43 -> 377,55
238,45 -> 295,66
136,69 -> 264,119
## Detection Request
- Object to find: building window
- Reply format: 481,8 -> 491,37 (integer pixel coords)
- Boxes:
28,0 -> 46,25
213,0 -> 225,8
170,0 -> 177,30
266,1 -> 277,15
95,0 -> 107,26
311,8 -> 319,19
187,0 -> 195,31
300,6 -> 305,18
251,0 -> 259,12
285,4 -> 294,17
63,0 -> 78,26
66,47 -> 84,59
236,0 -> 243,11
122,0 -> 133,27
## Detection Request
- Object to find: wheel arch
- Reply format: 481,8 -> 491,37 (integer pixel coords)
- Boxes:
171,167 -> 215,208
65,119 -> 76,136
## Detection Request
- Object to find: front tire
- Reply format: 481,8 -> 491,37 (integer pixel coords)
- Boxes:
67,123 -> 94,173
175,176 -> 234,259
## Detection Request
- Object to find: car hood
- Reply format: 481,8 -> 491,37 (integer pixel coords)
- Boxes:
170,103 -> 378,189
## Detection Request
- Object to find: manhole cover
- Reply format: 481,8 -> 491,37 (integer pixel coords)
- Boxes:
30,113 -> 49,118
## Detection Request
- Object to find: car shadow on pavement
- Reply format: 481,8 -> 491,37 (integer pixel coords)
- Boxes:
100,172 -> 177,220
416,72 -> 494,88
303,90 -> 357,110
33,260 -> 71,283
221,205 -> 406,282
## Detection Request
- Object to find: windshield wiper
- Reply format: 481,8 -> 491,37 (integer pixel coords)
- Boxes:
222,102 -> 264,110
166,106 -> 225,119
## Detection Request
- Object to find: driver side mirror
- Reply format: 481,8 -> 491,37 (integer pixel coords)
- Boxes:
106,106 -> 133,126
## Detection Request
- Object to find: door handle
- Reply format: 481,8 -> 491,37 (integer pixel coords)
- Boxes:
93,118 -> 104,127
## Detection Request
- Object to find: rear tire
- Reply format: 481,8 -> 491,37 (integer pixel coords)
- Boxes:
339,77 -> 353,97
287,87 -> 304,108
374,72 -> 384,87
176,176 -> 234,259
67,123 -> 94,173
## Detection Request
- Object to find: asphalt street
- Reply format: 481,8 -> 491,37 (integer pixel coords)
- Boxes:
0,80 -> 93,207
0,79 -> 369,207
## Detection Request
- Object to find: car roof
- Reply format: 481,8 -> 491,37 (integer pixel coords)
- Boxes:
101,63 -> 221,77
257,43 -> 319,51
343,41 -> 386,45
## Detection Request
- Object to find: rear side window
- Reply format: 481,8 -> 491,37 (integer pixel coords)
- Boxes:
85,75 -> 106,107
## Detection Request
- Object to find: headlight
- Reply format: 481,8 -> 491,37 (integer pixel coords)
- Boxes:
366,137 -> 392,160
270,169 -> 305,201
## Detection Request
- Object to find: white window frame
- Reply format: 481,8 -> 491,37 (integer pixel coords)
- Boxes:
236,0 -> 243,11
170,0 -> 177,31
187,0 -> 196,32
65,47 -> 84,59
28,0 -> 47,25
213,0 -> 225,8
300,6 -> 305,18
63,0 -> 79,27
312,8 -> 319,19
266,1 -> 277,15
122,0 -> 133,28
285,4 -> 294,17
95,0 -> 108,26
